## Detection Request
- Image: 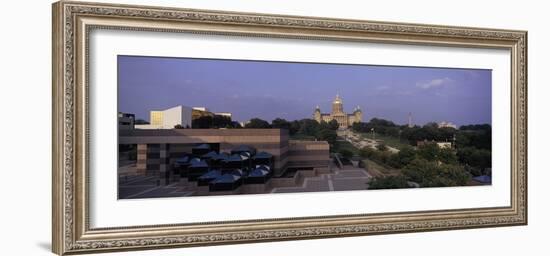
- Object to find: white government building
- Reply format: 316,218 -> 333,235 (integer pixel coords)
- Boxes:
313,94 -> 362,129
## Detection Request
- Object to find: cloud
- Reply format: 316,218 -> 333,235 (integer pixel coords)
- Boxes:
376,85 -> 390,91
416,77 -> 453,89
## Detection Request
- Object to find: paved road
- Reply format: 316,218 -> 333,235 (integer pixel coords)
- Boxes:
342,130 -> 400,153
118,175 -> 193,199
272,166 -> 372,193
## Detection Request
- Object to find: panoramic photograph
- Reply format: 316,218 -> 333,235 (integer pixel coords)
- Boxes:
117,55 -> 492,199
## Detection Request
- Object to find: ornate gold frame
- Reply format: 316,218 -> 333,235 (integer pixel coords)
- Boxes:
52,1 -> 527,255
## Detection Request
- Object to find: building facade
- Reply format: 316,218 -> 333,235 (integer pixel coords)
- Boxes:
313,94 -> 362,129
438,121 -> 457,129
191,107 -> 214,120
214,112 -> 232,118
118,112 -> 135,130
119,129 -> 330,177
136,105 -> 193,129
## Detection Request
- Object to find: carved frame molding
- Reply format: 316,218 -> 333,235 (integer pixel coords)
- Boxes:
52,1 -> 527,255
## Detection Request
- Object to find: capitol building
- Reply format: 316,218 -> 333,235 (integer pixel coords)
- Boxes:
313,94 -> 362,129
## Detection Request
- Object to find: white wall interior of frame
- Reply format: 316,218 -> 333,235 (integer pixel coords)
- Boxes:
89,25 -> 511,228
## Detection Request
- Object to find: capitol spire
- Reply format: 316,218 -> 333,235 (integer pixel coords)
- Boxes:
334,92 -> 342,104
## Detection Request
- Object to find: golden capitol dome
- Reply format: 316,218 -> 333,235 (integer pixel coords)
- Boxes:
313,93 -> 362,129
333,93 -> 342,104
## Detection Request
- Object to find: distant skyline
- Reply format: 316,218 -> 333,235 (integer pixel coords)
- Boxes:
118,55 -> 492,127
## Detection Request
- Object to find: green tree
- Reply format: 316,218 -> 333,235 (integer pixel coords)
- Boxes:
339,149 -> 354,159
438,127 -> 456,141
192,116 -> 213,128
402,158 -> 437,184
402,158 -> 470,187
245,118 -> 271,128
317,128 -> 337,147
387,154 -> 402,168
457,147 -> 491,174
212,115 -> 232,128
438,148 -> 458,164
271,118 -> 291,130
416,143 -> 439,161
192,115 -> 236,128
368,175 -> 411,190
439,164 -> 470,186
319,120 -> 331,130
299,119 -> 320,136
328,119 -> 340,130
396,145 -> 416,167
456,128 -> 492,150
402,158 -> 439,185
385,127 -> 400,137
230,121 -> 242,128
351,118 -> 398,137
289,120 -> 301,135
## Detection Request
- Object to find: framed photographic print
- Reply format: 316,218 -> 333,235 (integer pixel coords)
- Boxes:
52,1 -> 527,255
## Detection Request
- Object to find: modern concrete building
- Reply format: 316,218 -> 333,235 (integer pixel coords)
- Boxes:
417,140 -> 453,149
214,112 -> 232,118
118,112 -> 135,130
313,94 -> 362,129
191,107 -> 214,120
119,129 -> 330,178
192,107 -> 209,112
192,107 -> 233,122
436,142 -> 453,149
135,105 -> 192,129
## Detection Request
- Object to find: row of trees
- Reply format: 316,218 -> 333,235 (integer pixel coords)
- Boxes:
365,143 -> 471,189
402,158 -> 470,187
352,118 -> 491,176
351,118 -> 401,137
351,118 -> 491,150
352,119 -> 456,145
190,115 -> 241,129
177,116 -> 343,149
245,118 -> 339,133
243,118 -> 340,148
367,175 -> 410,189
455,126 -> 492,150
361,143 -> 458,169
457,147 -> 492,176
400,124 -> 456,145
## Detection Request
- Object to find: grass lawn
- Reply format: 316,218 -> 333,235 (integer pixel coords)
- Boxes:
358,132 -> 410,149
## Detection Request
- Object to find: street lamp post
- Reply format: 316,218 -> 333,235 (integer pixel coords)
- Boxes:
371,128 -> 375,141
452,134 -> 457,149
399,129 -> 402,142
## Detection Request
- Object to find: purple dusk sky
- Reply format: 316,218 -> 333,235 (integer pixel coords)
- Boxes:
118,55 -> 492,126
